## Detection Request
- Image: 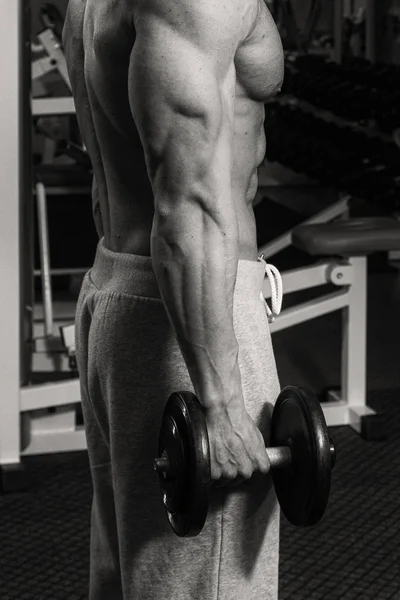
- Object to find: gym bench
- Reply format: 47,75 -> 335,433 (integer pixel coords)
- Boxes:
257,190 -> 351,259
262,217 -> 400,438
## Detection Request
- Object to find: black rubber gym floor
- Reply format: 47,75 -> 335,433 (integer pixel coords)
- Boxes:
1,267 -> 400,600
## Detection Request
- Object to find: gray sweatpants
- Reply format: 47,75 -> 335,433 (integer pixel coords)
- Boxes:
75,239 -> 281,600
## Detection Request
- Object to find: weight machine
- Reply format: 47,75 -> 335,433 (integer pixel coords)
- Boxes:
0,1 -> 84,492
31,2 -> 74,117
261,217 -> 400,439
31,3 -> 91,373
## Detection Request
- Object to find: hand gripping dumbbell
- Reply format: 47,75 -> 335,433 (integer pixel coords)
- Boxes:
154,386 -> 336,537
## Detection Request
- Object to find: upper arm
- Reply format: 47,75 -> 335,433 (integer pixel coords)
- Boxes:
128,0 -> 248,216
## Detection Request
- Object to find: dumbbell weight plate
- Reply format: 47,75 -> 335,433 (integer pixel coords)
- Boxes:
156,392 -> 211,537
270,386 -> 332,527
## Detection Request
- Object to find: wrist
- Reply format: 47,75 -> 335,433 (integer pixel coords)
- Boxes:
199,378 -> 245,412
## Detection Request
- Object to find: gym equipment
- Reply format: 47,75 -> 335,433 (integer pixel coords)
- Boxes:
31,2 -> 92,374
33,128 -> 92,372
32,2 -> 74,117
283,54 -> 400,132
155,387 -> 336,537
264,102 -> 400,212
0,1 -> 84,480
60,324 -> 78,373
258,217 -> 400,442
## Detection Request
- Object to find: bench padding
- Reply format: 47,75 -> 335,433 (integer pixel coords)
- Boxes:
292,218 -> 400,257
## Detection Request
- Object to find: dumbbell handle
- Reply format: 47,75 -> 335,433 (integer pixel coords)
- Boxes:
266,446 -> 292,468
155,439 -> 336,474
267,440 -> 336,470
154,445 -> 292,474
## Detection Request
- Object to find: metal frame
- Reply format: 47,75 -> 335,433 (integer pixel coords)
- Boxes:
20,380 -> 85,456
0,1 -> 82,467
33,301 -> 76,372
32,28 -> 71,91
33,177 -> 89,372
32,97 -> 75,116
31,25 -> 75,117
263,256 -> 374,433
30,27 -> 88,372
36,182 -> 54,337
0,0 -> 22,466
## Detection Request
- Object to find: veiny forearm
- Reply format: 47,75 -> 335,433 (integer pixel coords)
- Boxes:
151,203 -> 244,410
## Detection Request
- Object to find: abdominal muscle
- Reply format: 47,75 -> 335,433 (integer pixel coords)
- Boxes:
97,95 -> 265,262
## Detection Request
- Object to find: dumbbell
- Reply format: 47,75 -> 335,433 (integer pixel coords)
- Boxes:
154,386 -> 336,537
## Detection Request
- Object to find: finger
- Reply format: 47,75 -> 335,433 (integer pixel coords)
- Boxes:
255,430 -> 270,473
224,465 -> 239,480
256,450 -> 270,474
210,465 -> 223,481
211,462 -> 238,482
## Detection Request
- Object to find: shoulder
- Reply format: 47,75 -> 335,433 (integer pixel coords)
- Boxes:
132,0 -> 259,45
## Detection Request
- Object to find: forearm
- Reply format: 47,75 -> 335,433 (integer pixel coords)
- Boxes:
151,204 -> 244,410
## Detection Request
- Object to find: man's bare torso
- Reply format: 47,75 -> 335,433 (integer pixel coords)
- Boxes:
63,0 -> 283,259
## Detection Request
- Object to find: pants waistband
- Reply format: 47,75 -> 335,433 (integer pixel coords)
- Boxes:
90,238 -> 267,299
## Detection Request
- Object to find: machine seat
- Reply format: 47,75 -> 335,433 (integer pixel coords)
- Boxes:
292,218 -> 400,257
